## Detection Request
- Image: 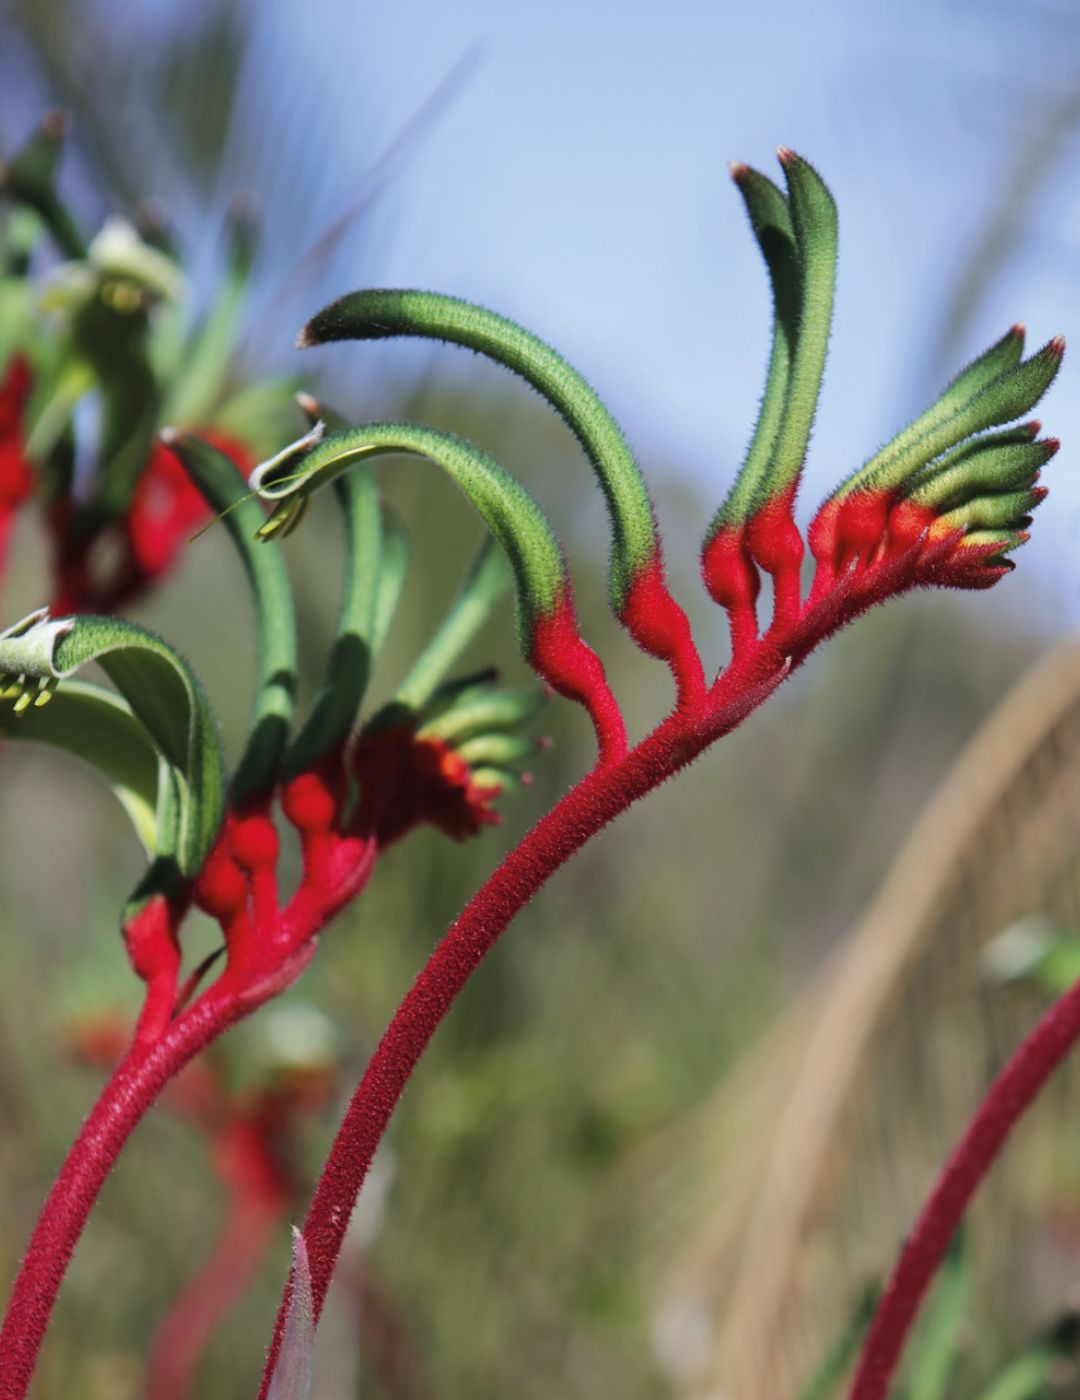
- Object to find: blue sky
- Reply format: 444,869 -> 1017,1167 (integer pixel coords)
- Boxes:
236,0 -> 1080,627
17,0 -> 1080,630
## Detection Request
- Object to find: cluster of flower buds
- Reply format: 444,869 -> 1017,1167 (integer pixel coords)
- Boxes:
0,410 -> 547,1052
0,112 -> 298,613
700,151 -> 1063,664
69,1000 -> 340,1400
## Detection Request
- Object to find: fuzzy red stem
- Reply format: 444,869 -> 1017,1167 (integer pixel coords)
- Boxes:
256,652 -> 792,1396
0,990 -> 243,1400
146,1188 -> 284,1400
848,974 -> 1080,1400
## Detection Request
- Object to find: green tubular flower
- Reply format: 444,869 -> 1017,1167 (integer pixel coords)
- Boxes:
0,609 -> 224,892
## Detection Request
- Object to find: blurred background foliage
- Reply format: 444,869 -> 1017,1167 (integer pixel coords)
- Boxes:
1,1 -> 1080,1398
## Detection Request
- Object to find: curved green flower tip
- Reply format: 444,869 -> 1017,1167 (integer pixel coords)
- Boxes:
936,487 -> 1045,534
709,162 -> 800,534
0,111 -> 84,260
2,110 -> 64,193
88,216 -> 184,303
0,677 -> 160,855
455,731 -> 537,769
756,148 -> 838,501
392,538 -> 511,711
906,433 -> 1056,512
0,609 -> 224,877
162,430 -> 298,802
837,332 -> 1063,499
965,526 -> 1027,553
249,422 -> 569,645
469,765 -> 526,793
250,421 -> 327,539
415,674 -> 546,746
297,287 -> 658,610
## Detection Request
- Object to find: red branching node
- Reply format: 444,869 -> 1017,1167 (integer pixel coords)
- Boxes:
528,595 -> 627,764
619,553 -> 707,708
745,483 -> 805,630
701,522 -> 761,657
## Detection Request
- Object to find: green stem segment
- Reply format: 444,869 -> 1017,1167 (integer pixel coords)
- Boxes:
163,431 -> 297,803
285,467 -> 382,779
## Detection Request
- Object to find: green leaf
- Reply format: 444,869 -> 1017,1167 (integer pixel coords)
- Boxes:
0,610 -> 224,879
0,678 -> 161,855
299,287 -> 659,611
163,431 -> 298,802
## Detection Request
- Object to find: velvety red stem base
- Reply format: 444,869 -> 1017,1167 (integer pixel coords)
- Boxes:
256,650 -> 791,1396
0,990 -> 244,1400
848,974 -> 1080,1400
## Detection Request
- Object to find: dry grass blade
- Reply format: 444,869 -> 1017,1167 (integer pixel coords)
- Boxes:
652,638 -> 1080,1400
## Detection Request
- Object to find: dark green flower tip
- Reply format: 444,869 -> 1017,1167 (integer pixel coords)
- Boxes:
706,148 -> 837,547
708,162 -> 799,535
0,110 -> 84,259
835,333 -> 1063,500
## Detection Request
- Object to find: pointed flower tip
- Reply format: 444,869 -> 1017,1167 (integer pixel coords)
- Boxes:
729,160 -> 751,183
295,322 -> 318,350
1049,334 -> 1066,361
1010,321 -> 1026,341
776,145 -> 797,167
295,391 -> 319,418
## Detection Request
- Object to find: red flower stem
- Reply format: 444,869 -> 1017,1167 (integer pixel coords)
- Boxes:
0,971 -> 293,1400
145,1188 -> 284,1400
256,654 -> 791,1396
847,973 -> 1080,1400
